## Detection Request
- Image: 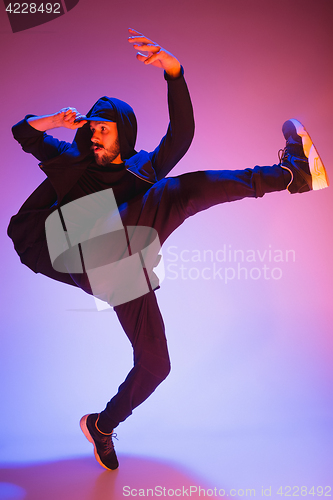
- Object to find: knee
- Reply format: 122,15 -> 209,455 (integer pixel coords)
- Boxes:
156,356 -> 171,382
150,354 -> 171,383
138,348 -> 171,384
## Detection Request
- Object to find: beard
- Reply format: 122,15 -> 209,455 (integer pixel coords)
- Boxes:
93,137 -> 121,166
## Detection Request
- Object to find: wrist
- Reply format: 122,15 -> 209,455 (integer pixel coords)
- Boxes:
164,65 -> 184,81
164,62 -> 182,79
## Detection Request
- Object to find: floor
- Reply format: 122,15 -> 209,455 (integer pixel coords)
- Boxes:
1,420 -> 332,500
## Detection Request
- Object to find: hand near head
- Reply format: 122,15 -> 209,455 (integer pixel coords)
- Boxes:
128,28 -> 182,79
27,107 -> 87,132
55,108 -> 87,129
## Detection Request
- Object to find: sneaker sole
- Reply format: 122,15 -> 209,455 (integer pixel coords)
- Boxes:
80,414 -> 115,471
290,118 -> 329,190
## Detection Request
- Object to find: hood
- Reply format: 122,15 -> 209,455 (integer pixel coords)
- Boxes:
73,96 -> 138,161
39,96 -> 158,202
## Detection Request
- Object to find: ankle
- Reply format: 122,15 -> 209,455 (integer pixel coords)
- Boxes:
282,167 -> 292,188
95,414 -> 113,435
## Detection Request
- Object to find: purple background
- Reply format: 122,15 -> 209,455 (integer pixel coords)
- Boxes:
0,0 -> 332,495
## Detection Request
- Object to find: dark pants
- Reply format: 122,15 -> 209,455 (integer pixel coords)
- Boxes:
96,165 -> 288,432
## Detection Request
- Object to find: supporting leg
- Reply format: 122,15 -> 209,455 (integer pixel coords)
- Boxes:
97,290 -> 170,432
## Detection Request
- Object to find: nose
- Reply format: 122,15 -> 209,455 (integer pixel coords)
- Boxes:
91,130 -> 100,143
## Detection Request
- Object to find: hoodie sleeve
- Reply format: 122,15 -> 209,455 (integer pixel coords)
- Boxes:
12,116 -> 71,163
149,68 -> 195,181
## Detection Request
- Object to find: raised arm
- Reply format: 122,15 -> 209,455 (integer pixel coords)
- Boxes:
12,108 -> 87,163
128,29 -> 195,180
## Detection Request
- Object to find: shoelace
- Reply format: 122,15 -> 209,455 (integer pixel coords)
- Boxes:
278,147 -> 287,165
100,432 -> 118,453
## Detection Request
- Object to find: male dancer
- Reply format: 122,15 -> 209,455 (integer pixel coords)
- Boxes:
8,29 -> 329,471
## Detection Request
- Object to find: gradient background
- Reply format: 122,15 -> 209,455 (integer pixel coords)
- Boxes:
0,0 -> 332,498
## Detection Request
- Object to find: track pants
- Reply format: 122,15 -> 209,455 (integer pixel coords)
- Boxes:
94,165 -> 289,432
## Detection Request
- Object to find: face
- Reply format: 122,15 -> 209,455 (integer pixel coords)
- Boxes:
90,121 -> 122,166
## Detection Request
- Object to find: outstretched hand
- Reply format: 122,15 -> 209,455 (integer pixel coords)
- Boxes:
128,28 -> 181,79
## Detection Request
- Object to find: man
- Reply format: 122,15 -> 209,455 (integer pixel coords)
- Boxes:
8,29 -> 329,471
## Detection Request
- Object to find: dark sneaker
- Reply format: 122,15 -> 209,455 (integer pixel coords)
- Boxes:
279,118 -> 329,193
80,413 -> 119,470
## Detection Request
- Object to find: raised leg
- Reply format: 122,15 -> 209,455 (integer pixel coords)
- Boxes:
118,164 -> 289,245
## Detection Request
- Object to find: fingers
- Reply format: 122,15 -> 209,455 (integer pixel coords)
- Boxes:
128,29 -> 146,42
136,50 -> 162,66
129,37 -> 155,45
128,28 -> 158,49
63,110 -> 78,127
143,52 -> 161,65
128,28 -> 141,35
57,108 -> 86,129
136,53 -> 148,63
128,28 -> 181,76
132,43 -> 161,53
130,31 -> 162,65
60,107 -> 78,121
75,120 -> 87,128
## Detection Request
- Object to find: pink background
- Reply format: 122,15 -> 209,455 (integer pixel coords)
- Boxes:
0,0 -> 332,497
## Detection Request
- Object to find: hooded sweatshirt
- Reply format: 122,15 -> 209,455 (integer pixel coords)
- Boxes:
8,70 -> 194,287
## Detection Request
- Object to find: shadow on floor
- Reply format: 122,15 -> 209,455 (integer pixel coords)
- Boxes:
0,454 -> 227,500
